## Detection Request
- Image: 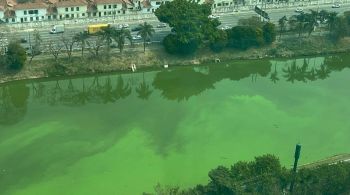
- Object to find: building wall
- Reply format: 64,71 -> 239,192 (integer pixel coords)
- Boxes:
57,5 -> 87,20
15,8 -> 47,23
96,3 -> 124,17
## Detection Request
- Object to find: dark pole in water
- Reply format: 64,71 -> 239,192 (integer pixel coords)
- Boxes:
290,143 -> 301,192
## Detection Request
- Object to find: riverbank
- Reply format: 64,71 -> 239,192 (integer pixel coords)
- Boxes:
1,35 -> 350,84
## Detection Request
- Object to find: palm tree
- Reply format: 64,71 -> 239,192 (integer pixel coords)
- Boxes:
327,11 -> 338,31
137,22 -> 155,52
278,16 -> 287,39
113,28 -> 132,53
101,26 -> 116,54
136,72 -> 153,100
73,31 -> 89,57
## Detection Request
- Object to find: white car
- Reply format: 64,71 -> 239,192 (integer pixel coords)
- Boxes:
157,23 -> 167,28
132,35 -> 142,40
220,25 -> 230,30
118,24 -> 129,28
295,7 -> 303,13
209,15 -> 220,19
332,3 -> 340,8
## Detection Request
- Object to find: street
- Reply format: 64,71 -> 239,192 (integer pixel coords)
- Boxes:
2,2 -> 350,51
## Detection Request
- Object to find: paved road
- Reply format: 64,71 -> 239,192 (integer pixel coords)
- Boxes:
1,3 -> 350,51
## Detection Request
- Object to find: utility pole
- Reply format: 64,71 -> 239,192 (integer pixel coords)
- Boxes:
290,143 -> 302,192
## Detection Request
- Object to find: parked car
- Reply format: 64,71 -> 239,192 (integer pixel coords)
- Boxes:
132,35 -> 142,40
209,14 -> 220,19
157,23 -> 167,28
332,3 -> 340,8
131,26 -> 142,32
20,38 -> 27,43
295,7 -> 303,13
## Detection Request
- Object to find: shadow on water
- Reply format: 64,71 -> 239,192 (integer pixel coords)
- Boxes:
1,54 -> 350,193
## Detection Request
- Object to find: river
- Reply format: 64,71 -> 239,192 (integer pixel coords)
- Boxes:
0,54 -> 350,194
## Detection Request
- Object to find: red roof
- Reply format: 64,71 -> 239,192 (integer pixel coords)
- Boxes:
56,0 -> 87,7
94,0 -> 123,4
14,2 -> 48,10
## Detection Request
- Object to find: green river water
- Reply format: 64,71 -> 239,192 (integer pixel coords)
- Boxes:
0,55 -> 350,194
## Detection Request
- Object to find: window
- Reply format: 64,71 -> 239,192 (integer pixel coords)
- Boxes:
71,7 -> 74,11
28,10 -> 34,14
104,5 -> 107,9
217,3 -> 221,6
41,16 -> 44,19
12,18 -> 15,22
30,17 -> 33,21
147,8 -> 150,12
82,13 -> 85,16
24,17 -> 27,21
156,2 -> 161,5
76,7 -> 79,11
36,16 -> 39,20
48,15 -> 51,20
65,8 -> 68,12
118,10 -> 120,13
113,5 -> 117,8
104,12 -> 106,15
71,14 -> 74,18
65,14 -> 69,18
24,11 -> 27,15
108,5 -> 111,8
34,10 -> 38,14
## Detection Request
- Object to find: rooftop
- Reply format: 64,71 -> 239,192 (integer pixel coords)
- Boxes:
93,0 -> 123,4
14,2 -> 48,9
56,0 -> 87,7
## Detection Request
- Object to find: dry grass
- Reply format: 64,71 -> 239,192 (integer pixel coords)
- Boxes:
1,36 -> 350,84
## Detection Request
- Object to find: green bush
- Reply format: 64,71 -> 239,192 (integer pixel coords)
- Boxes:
227,26 -> 264,50
163,34 -> 200,55
6,42 -> 27,70
209,30 -> 228,53
263,22 -> 276,44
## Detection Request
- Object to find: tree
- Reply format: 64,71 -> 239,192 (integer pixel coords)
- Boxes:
155,0 -> 216,55
137,22 -> 155,52
61,35 -> 77,60
86,35 -> 104,57
113,28 -> 132,53
262,22 -> 276,44
48,41 -> 63,62
327,12 -> 338,31
29,30 -> 42,63
73,31 -> 89,57
6,41 -> 27,70
278,16 -> 287,39
227,26 -> 264,49
101,26 -> 117,55
238,16 -> 264,28
209,29 -> 228,52
329,16 -> 348,42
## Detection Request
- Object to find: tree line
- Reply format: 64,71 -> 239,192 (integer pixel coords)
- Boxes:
155,0 -> 350,55
146,154 -> 350,195
0,22 -> 155,71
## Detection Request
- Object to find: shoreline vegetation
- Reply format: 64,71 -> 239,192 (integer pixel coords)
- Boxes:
1,0 -> 350,84
144,154 -> 350,195
1,36 -> 350,84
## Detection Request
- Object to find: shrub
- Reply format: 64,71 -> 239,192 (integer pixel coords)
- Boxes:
6,42 -> 27,70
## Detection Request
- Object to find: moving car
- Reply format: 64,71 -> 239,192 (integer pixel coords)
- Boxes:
209,15 -> 220,19
332,3 -> 340,8
50,25 -> 65,34
295,7 -> 303,13
132,35 -> 142,40
157,23 -> 167,28
220,25 -> 230,30
131,26 -> 142,32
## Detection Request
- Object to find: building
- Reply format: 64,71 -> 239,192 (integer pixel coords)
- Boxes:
13,2 -> 48,23
94,0 -> 125,17
55,0 -> 88,20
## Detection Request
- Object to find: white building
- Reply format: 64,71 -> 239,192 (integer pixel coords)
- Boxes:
13,2 -> 48,23
94,0 -> 126,17
55,0 -> 88,20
